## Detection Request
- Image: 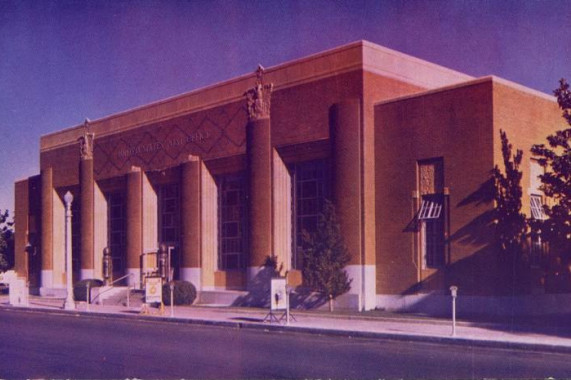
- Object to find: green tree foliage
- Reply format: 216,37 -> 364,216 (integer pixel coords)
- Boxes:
492,130 -> 527,256
0,210 -> 14,271
531,78 -> 571,259
302,199 -> 351,309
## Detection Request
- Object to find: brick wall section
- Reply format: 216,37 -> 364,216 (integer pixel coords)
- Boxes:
492,79 -> 562,217
375,78 -> 563,296
375,80 -> 495,295
363,71 -> 426,268
14,179 -> 29,276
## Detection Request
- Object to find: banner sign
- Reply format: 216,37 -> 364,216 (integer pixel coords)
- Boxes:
271,277 -> 287,311
145,276 -> 163,304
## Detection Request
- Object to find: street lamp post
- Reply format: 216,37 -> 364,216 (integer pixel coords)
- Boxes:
64,191 -> 75,310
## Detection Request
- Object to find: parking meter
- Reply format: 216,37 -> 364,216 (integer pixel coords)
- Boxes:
450,285 -> 458,336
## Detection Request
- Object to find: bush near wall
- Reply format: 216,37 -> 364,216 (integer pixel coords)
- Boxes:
162,280 -> 197,305
74,279 -> 104,302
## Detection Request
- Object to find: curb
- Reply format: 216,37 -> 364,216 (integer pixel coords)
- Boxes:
3,304 -> 571,355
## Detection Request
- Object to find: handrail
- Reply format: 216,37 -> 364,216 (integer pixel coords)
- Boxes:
90,273 -> 135,306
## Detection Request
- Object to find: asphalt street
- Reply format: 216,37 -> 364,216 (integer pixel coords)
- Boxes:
0,308 -> 569,379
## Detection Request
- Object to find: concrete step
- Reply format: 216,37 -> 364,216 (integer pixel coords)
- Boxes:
98,288 -> 145,307
196,290 -> 248,306
94,286 -> 129,305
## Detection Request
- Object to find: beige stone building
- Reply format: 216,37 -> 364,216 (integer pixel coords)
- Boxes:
13,41 -> 565,313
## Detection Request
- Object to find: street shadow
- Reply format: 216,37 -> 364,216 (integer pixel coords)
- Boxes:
396,178 -> 571,338
232,259 -> 277,308
289,287 -> 327,310
230,316 -> 264,323
231,259 -> 328,310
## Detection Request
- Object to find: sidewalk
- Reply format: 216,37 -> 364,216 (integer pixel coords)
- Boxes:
2,295 -> 571,353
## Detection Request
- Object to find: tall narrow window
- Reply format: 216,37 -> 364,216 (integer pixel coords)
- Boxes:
107,193 -> 126,277
70,192 -> 81,276
529,159 -> 548,266
292,160 -> 331,270
158,183 -> 180,245
158,183 -> 181,278
218,174 -> 247,270
418,158 -> 445,268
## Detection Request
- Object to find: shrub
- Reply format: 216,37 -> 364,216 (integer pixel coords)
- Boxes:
74,279 -> 104,302
162,280 -> 197,305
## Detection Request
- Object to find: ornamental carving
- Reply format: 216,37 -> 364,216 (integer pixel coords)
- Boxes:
419,164 -> 435,195
419,160 -> 443,195
244,65 -> 273,121
78,119 -> 95,160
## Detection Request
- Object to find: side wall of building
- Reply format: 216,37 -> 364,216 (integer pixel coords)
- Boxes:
375,80 -> 496,297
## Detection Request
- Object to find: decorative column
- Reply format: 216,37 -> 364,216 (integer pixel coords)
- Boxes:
181,155 -> 201,287
331,99 -> 377,310
78,120 -> 95,279
245,65 -> 273,282
41,167 -> 53,289
126,166 -> 143,286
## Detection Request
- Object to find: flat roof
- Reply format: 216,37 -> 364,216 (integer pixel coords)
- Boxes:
374,75 -> 556,107
41,40 -> 473,152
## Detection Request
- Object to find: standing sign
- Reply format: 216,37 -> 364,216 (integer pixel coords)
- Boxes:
145,276 -> 163,304
271,277 -> 287,311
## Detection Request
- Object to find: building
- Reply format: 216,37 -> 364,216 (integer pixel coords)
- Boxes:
13,41 -> 564,313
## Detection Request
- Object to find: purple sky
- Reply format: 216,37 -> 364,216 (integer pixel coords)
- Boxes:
1,0 -> 570,213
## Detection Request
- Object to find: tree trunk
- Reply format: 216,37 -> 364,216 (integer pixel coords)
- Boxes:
328,294 -> 333,312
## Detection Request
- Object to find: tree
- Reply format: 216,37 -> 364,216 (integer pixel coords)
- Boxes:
492,130 -> 527,257
301,199 -> 351,311
0,210 -> 14,272
531,78 -> 571,262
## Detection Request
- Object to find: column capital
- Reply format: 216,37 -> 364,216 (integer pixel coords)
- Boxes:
186,154 -> 200,163
244,65 -> 273,121
78,119 -> 94,160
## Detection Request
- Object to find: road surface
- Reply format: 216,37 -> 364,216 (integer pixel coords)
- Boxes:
0,308 -> 569,379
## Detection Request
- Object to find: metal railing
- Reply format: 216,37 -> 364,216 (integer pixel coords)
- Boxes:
89,273 -> 135,308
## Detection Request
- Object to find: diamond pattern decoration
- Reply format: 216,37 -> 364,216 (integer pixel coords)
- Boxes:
93,102 -> 249,179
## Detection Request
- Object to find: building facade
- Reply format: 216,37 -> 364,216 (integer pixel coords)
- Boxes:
13,41 -> 565,313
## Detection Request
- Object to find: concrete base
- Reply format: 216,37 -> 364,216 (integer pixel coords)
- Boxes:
247,266 -> 264,288
39,287 -> 67,298
180,267 -> 201,290
127,268 -> 141,288
41,270 -> 53,289
376,293 -> 571,317
9,277 -> 29,306
80,269 -> 95,280
197,290 -> 248,306
345,264 -> 376,311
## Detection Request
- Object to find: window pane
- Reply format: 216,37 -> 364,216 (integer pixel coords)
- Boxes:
218,174 -> 246,270
159,184 -> 180,244
292,160 -> 331,270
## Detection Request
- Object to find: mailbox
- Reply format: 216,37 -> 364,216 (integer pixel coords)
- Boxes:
450,285 -> 458,297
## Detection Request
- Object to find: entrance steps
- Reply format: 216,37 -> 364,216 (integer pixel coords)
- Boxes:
196,290 -> 248,307
93,286 -> 144,307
